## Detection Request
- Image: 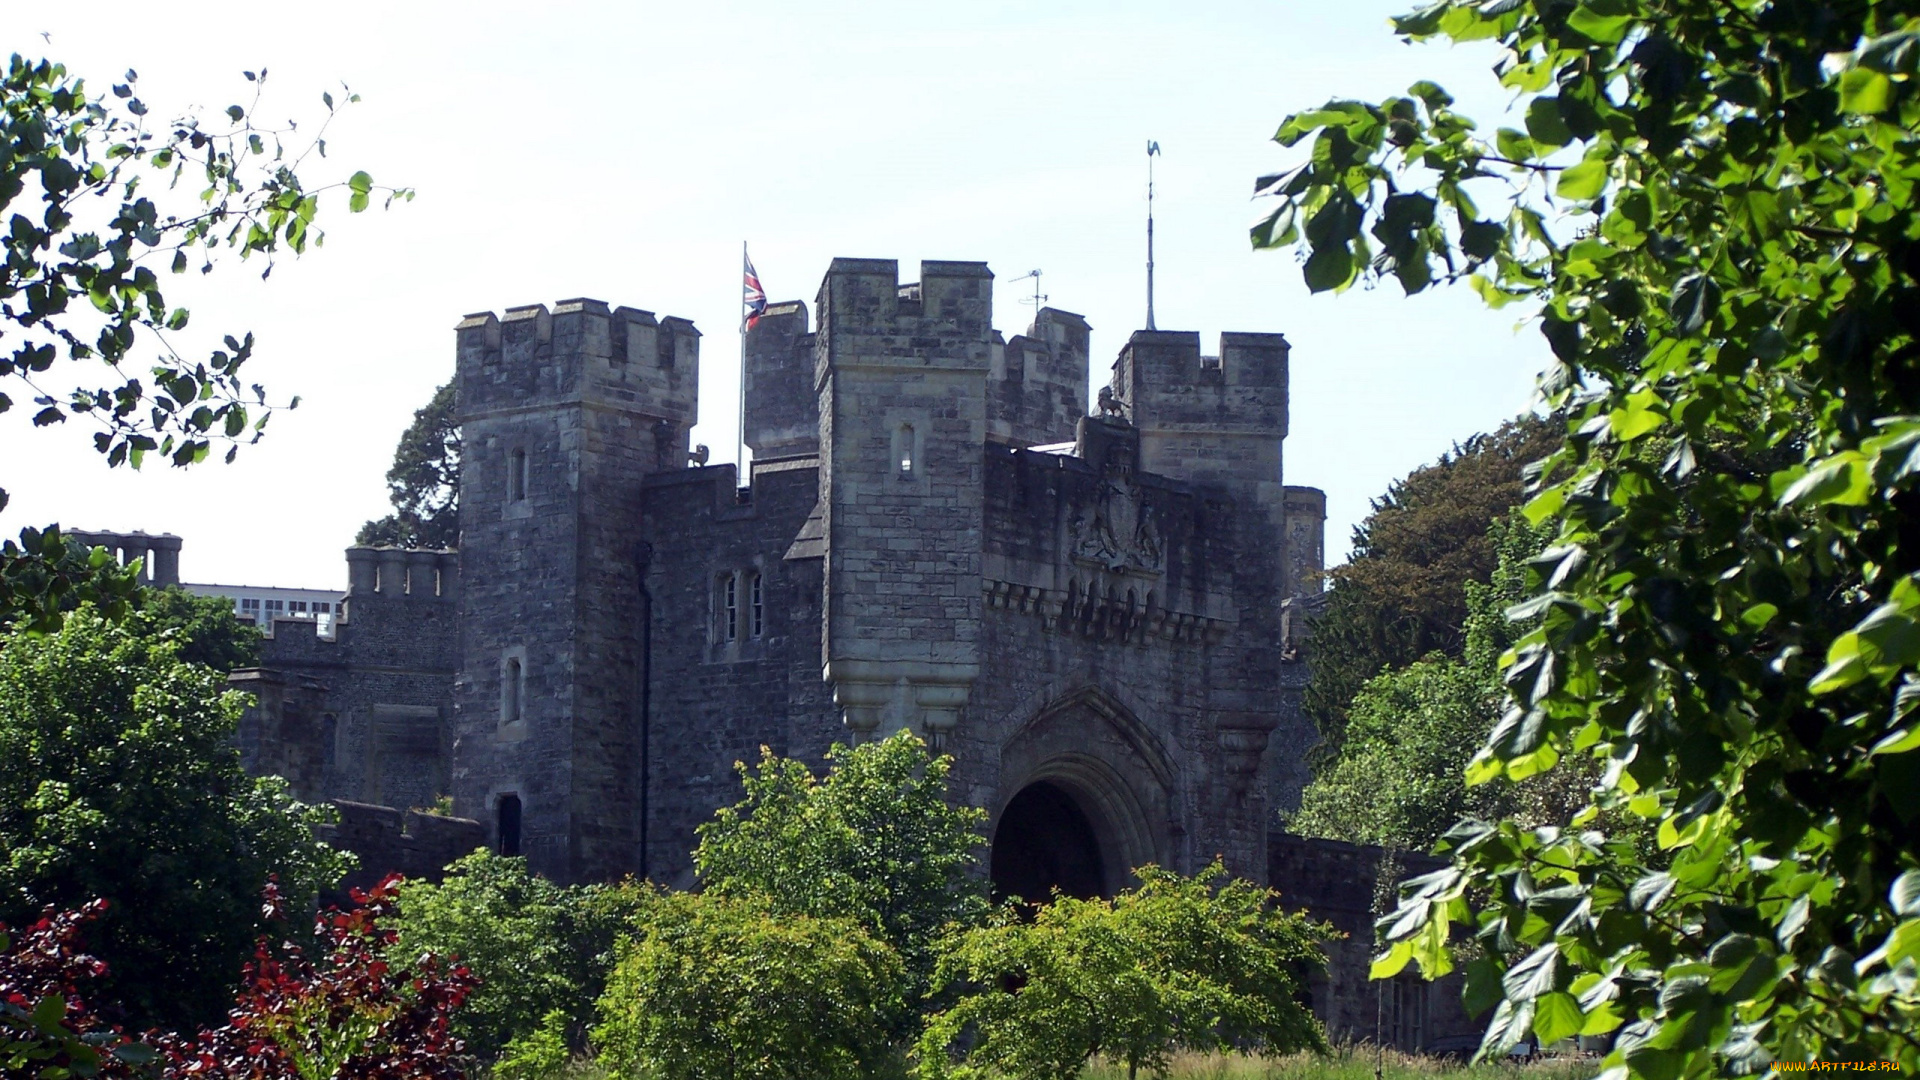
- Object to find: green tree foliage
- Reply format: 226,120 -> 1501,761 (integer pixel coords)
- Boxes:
1255,0 -> 1920,1069
694,730 -> 989,998
592,891 -> 904,1080
0,528 -> 141,635
357,381 -> 459,550
917,862 -> 1327,1080
1304,416 -> 1559,757
392,850 -> 653,1059
131,585 -> 261,671
0,608 -> 351,1031
1292,515 -> 1560,850
1,54 -> 404,499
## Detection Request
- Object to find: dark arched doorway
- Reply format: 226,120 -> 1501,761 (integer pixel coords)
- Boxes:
990,781 -> 1106,904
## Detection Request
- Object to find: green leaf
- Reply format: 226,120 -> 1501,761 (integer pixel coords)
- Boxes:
1407,80 -> 1454,109
1566,3 -> 1634,44
1533,991 -> 1584,1045
1611,389 -> 1665,442
1870,726 -> 1920,755
1556,158 -> 1607,200
1740,603 -> 1778,631
1504,942 -> 1560,1000
1838,67 -> 1893,115
1525,96 -> 1573,148
1780,453 -> 1871,507
1303,242 -> 1355,293
1668,273 -> 1720,337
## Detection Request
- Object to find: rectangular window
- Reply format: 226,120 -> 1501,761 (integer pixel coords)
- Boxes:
264,599 -> 285,617
750,573 -> 764,637
723,574 -> 739,642
239,597 -> 261,615
312,601 -> 331,615
508,449 -> 528,503
289,601 -> 309,614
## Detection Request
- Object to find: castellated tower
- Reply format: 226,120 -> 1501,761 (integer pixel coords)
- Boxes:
816,259 -> 993,744
449,298 -> 698,881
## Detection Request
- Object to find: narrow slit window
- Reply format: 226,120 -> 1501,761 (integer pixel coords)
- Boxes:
508,449 -> 528,502
723,574 -> 739,642
503,656 -> 524,724
749,572 -> 764,637
896,424 -> 916,478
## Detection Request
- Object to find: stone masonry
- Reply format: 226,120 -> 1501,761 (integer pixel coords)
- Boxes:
232,257 -> 1477,1048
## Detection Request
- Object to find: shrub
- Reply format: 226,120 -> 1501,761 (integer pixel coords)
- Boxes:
0,899 -> 153,1080
157,875 -> 476,1080
919,862 -> 1328,1080
694,730 -> 987,1001
592,892 -> 903,1080
393,851 -> 658,1059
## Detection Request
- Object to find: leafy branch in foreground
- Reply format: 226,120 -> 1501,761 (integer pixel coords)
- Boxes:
1256,0 -> 1920,1073
1,53 -> 411,505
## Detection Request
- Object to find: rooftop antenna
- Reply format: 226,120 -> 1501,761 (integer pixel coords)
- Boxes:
1146,140 -> 1160,331
1011,269 -> 1047,325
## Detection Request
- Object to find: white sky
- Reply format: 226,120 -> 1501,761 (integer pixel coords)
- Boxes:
0,1 -> 1544,591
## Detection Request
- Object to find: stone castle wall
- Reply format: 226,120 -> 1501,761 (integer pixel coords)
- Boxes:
223,257 -> 1495,1050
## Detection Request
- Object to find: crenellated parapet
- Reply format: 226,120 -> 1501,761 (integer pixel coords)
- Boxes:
68,529 -> 183,588
1110,329 -> 1289,489
344,545 -> 458,602
456,298 -> 699,462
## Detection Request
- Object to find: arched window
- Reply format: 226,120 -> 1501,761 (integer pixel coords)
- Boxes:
496,794 -> 522,857
508,449 -> 528,502
749,572 -> 764,638
722,573 -> 739,642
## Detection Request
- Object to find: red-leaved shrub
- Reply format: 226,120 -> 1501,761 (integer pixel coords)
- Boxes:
0,898 -> 152,1078
160,875 -> 476,1079
3,875 -> 476,1080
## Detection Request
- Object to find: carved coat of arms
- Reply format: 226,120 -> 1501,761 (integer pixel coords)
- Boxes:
1070,480 -> 1163,573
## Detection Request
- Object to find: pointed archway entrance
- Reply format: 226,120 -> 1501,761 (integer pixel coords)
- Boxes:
989,685 -> 1176,901
990,780 -> 1106,904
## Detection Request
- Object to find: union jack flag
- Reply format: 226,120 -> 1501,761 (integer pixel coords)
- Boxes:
743,251 -> 768,329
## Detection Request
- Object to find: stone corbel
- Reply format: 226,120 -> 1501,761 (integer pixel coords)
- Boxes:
825,659 -> 980,747
1215,723 -> 1275,796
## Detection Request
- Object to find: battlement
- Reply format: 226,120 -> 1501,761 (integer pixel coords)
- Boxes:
344,545 -> 459,601
1111,328 -> 1290,488
68,529 -> 182,587
816,259 -> 995,353
990,308 -> 1090,448
455,298 -> 698,427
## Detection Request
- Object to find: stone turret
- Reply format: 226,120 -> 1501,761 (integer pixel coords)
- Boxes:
989,307 -> 1090,448
742,300 -> 818,461
451,297 -> 698,881
816,259 -> 993,745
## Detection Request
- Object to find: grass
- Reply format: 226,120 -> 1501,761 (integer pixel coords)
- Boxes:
500,1046 -> 1599,1080
1079,1046 -> 1598,1080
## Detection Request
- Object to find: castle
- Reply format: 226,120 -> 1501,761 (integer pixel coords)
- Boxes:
169,256 -> 1471,1050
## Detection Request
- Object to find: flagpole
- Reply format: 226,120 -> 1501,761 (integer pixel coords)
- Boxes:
1146,140 -> 1158,332
738,240 -> 748,490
